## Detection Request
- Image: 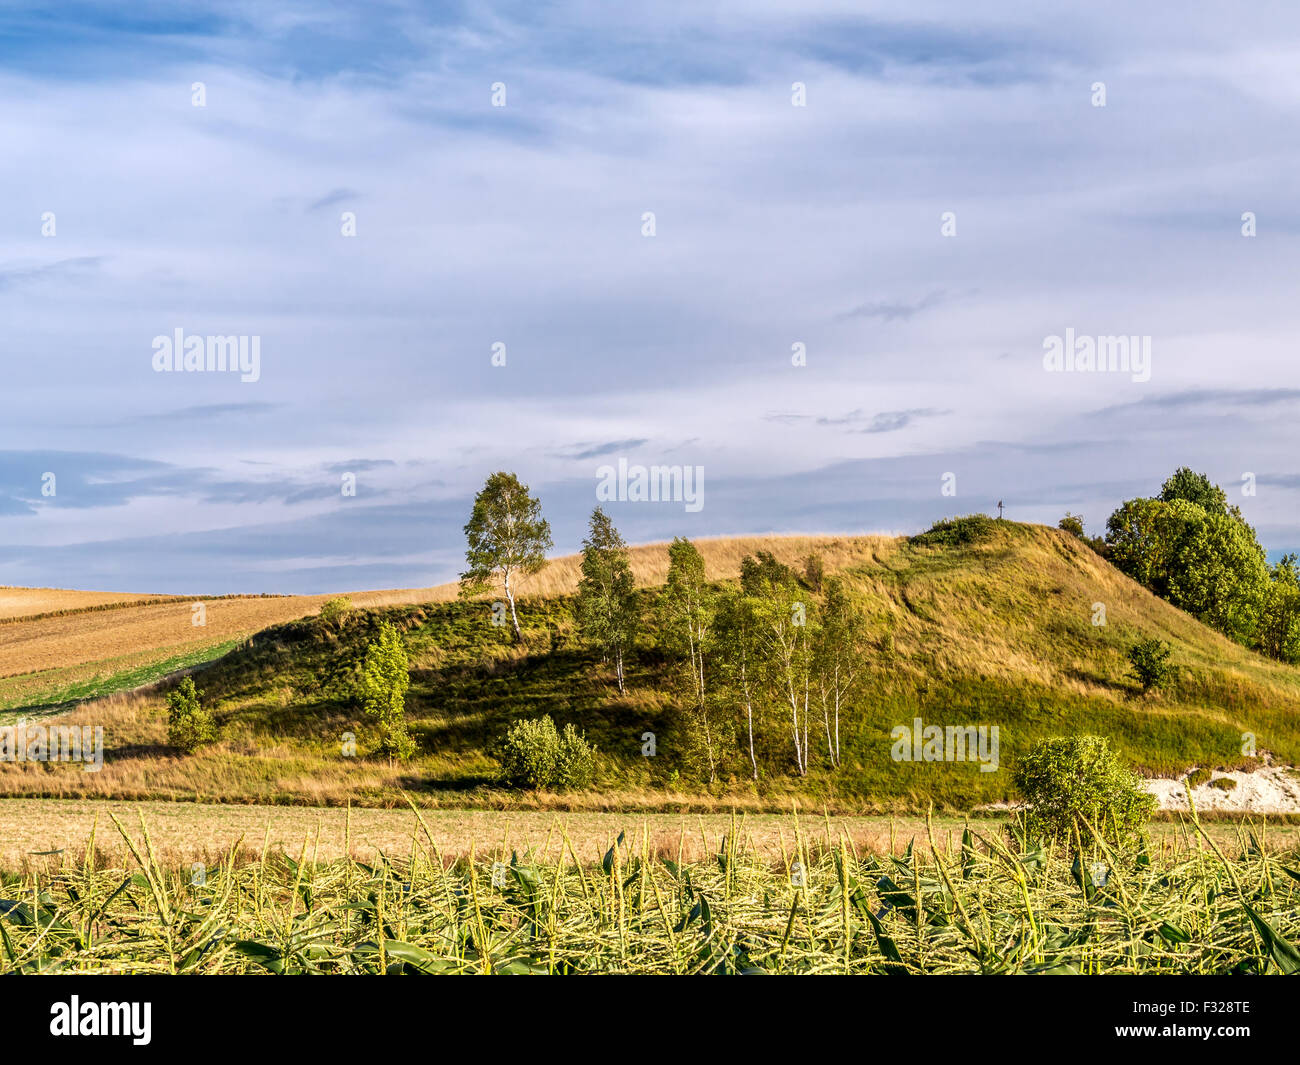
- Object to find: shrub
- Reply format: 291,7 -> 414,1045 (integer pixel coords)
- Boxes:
358,621 -> 415,762
1208,777 -> 1237,792
1185,767 -> 1213,788
319,596 -> 353,627
1126,638 -> 1173,692
1058,513 -> 1085,538
166,677 -> 217,753
910,514 -> 996,547
1012,736 -> 1155,849
802,553 -> 825,593
496,715 -> 597,790
554,723 -> 597,789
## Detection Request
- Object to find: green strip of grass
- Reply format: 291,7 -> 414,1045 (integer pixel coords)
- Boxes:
0,639 -> 244,723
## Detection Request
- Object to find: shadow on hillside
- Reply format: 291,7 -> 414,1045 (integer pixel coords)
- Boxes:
395,773 -> 498,793
1062,666 -> 1132,696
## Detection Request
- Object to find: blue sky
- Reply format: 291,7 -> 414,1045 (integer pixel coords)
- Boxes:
3,0 -> 1300,593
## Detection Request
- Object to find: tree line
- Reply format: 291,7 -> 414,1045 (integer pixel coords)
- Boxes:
1067,466 -> 1300,663
458,471 -> 869,782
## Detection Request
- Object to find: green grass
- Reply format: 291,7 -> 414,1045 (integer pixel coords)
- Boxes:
2,809 -> 1297,974
0,640 -> 244,724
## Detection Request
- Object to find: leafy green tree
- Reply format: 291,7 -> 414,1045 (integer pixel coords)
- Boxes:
1163,502 -> 1268,643
166,676 -> 217,753
660,538 -> 719,782
1105,497 -> 1178,593
1159,466 -> 1228,514
743,552 -> 817,776
1013,736 -> 1155,850
1126,638 -> 1173,692
1258,554 -> 1300,663
740,550 -> 798,593
576,508 -> 639,693
358,620 -> 415,762
459,471 -> 553,642
1106,471 -> 1269,646
813,577 -> 866,768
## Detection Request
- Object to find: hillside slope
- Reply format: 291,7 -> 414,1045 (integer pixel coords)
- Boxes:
2,523 -> 1296,811
0,536 -> 882,714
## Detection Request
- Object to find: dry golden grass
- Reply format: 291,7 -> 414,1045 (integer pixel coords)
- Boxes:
361,534 -> 895,604
0,802 -> 922,871
2,799 -> 1287,875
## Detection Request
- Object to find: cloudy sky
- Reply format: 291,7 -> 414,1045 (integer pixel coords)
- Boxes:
2,0 -> 1299,593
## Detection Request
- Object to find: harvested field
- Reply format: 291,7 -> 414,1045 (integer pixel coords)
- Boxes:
1,799 -> 1292,873
0,587 -> 181,621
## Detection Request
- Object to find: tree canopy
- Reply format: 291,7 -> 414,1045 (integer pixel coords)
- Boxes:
460,471 -> 553,642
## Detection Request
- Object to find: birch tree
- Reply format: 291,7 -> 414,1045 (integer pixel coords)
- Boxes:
459,471 -> 552,642
715,589 -> 762,780
743,552 -> 816,777
813,576 -> 865,768
577,507 -> 639,693
660,537 -> 718,782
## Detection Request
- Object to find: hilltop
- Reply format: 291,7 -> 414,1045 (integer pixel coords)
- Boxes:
2,523 -> 1297,812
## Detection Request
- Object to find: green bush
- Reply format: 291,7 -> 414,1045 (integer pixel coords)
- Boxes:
1126,638 -> 1173,692
554,724 -> 597,789
1058,513 -> 1085,538
358,621 -> 415,762
1185,767 -> 1213,788
496,715 -> 596,790
165,676 -> 217,753
1208,777 -> 1237,792
910,514 -> 996,547
1012,736 -> 1155,849
319,596 -> 353,627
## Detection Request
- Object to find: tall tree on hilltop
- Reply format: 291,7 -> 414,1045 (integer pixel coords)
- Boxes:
1106,468 -> 1272,648
577,507 -> 639,693
1159,466 -> 1229,515
459,471 -> 552,642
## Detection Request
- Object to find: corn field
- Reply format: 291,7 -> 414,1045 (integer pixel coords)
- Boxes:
2,806 -> 1298,975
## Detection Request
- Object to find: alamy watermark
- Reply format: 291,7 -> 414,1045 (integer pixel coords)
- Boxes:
1,720 -> 103,772
50,996 -> 150,1045
1042,329 -> 1150,383
152,328 -> 261,383
596,458 -> 704,513
890,717 -> 999,772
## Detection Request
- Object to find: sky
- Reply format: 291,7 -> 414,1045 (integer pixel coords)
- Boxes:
2,0 -> 1299,594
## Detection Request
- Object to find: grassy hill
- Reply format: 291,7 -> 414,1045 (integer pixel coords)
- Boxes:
0,535 -> 860,716
0,587 -> 450,716
2,522 -> 1297,812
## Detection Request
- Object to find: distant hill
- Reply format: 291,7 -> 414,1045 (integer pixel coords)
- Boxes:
1,523 -> 1296,812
